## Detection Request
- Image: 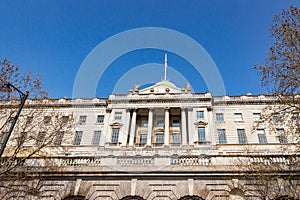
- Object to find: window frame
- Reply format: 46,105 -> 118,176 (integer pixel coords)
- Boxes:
74,131 -> 83,145
237,129 -> 247,144
216,113 -> 224,122
197,127 -> 206,142
218,129 -> 227,144
91,131 -> 101,145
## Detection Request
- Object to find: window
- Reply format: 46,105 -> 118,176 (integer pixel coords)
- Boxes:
172,119 -> 180,127
253,113 -> 260,121
216,113 -> 224,121
111,128 -> 119,143
62,116 -> 68,124
114,112 -> 122,120
54,131 -> 64,145
141,120 -> 148,127
36,132 -> 46,146
74,131 -> 83,145
292,113 -> 299,120
43,116 -> 51,124
155,134 -> 164,146
196,111 -> 204,119
140,134 -> 147,145
97,115 -> 104,123
218,129 -> 227,144
157,120 -> 164,127
91,131 -> 101,145
26,116 -> 33,124
237,129 -> 247,144
197,127 -> 206,142
234,113 -> 243,122
273,114 -> 281,121
172,133 -> 181,144
257,129 -> 267,144
79,115 -> 87,124
277,129 -> 287,144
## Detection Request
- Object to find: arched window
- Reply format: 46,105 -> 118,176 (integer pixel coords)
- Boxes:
121,196 -> 145,200
179,195 -> 204,200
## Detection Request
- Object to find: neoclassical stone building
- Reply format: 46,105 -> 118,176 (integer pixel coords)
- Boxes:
0,80 -> 299,200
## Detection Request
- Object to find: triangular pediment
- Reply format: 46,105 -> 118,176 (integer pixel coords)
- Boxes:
139,80 -> 183,94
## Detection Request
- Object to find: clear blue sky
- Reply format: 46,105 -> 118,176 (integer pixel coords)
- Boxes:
0,0 -> 299,98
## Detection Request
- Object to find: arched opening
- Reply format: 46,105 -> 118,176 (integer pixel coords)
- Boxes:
179,195 -> 204,200
63,196 -> 85,200
121,195 -> 145,200
229,188 -> 245,200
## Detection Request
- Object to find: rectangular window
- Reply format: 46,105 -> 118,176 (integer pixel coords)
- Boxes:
62,116 -> 68,124
277,129 -> 287,144
74,131 -> 83,145
43,116 -> 51,125
36,132 -> 46,146
26,116 -> 33,124
237,129 -> 247,144
114,112 -> 122,120
197,127 -> 206,142
91,131 -> 101,145
97,115 -> 104,123
140,134 -> 147,145
54,131 -> 64,145
257,129 -> 267,144
172,119 -> 180,127
141,119 -> 148,127
234,113 -> 243,122
157,120 -> 164,127
111,128 -> 119,143
79,115 -> 87,124
292,113 -> 298,120
253,113 -> 260,121
218,129 -> 227,144
155,134 -> 164,146
273,114 -> 281,121
172,133 -> 181,144
216,113 -> 224,121
196,111 -> 204,119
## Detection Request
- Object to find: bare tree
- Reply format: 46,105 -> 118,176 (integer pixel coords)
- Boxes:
0,58 -> 74,198
239,5 -> 300,199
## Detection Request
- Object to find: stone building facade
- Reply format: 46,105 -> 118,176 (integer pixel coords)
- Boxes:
0,80 -> 299,200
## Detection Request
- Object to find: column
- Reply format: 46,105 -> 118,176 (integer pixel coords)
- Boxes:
164,108 -> 170,146
121,109 -> 131,146
129,109 -> 137,146
147,108 -> 153,146
207,107 -> 216,145
187,107 -> 194,145
181,108 -> 187,146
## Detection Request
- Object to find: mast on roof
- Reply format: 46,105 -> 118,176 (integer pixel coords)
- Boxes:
164,54 -> 168,80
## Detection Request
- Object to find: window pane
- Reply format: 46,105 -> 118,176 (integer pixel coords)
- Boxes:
97,115 -> 104,123
218,129 -> 227,144
111,128 -> 119,143
277,129 -> 287,144
155,134 -> 164,146
140,134 -> 147,145
257,129 -> 267,144
172,133 -> 181,143
216,113 -> 224,121
253,113 -> 260,121
172,119 -> 180,127
36,132 -> 46,146
198,127 -> 206,142
141,120 -> 148,127
196,111 -> 204,119
237,129 -> 247,144
91,131 -> 101,145
114,112 -> 122,120
234,113 -> 243,121
54,131 -> 64,145
74,131 -> 83,145
79,116 -> 86,124
157,120 -> 164,127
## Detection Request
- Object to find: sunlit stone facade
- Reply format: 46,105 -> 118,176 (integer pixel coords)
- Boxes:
1,80 -> 299,200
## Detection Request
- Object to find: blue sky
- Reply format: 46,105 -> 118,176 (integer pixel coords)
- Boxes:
0,0 -> 299,98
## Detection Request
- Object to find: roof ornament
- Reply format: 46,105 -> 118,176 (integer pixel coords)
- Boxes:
164,54 -> 168,81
